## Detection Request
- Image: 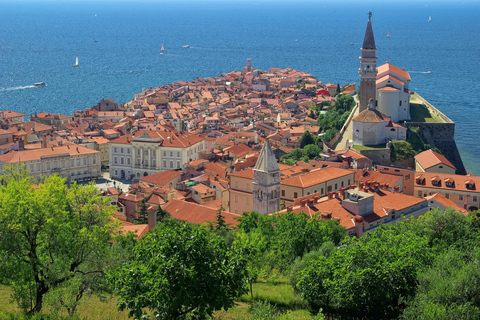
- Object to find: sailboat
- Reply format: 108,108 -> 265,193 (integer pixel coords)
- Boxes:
159,44 -> 165,55
74,57 -> 79,67
387,31 -> 391,38
428,16 -> 432,22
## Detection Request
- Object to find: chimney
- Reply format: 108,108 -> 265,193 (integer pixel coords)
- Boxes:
286,206 -> 293,212
147,206 -> 157,232
321,211 -> 332,220
393,185 -> 400,193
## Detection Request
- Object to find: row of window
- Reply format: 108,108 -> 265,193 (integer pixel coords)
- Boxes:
114,157 -> 131,165
29,157 -> 96,172
113,147 -> 130,154
419,190 -> 478,202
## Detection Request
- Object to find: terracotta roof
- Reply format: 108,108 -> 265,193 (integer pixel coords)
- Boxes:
230,167 -> 254,179
281,167 -> 353,188
0,145 -> 99,163
425,193 -> 467,213
353,109 -> 391,123
162,199 -> 240,226
414,172 -> 480,193
377,62 -> 411,81
415,149 -> 456,170
138,170 -> 182,187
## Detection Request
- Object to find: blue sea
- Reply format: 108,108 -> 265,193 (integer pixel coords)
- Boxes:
0,0 -> 479,173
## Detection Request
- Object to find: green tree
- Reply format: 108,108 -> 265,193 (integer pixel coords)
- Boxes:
156,204 -> 170,223
334,94 -> 355,112
215,206 -> 228,231
303,144 -> 321,160
297,226 -> 433,319
402,248 -> 480,320
133,197 -> 148,224
335,83 -> 341,96
0,166 -> 115,314
299,130 -> 315,148
111,219 -> 248,320
391,140 -> 416,161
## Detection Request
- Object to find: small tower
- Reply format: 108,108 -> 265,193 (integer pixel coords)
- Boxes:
359,11 -> 378,112
247,58 -> 252,72
253,139 -> 280,215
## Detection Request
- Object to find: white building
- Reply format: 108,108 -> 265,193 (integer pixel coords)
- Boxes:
352,100 -> 406,146
376,63 -> 411,122
109,129 -> 205,180
0,145 -> 101,182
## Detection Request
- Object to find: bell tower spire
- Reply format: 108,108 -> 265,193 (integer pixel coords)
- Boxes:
359,11 -> 378,112
253,139 -> 280,215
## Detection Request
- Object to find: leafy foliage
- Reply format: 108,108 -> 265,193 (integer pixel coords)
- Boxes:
299,131 -> 315,148
390,139 -> 416,161
297,226 -> 433,319
110,219 -> 248,319
0,165 -> 116,315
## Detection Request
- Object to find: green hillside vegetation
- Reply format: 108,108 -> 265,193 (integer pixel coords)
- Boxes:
391,127 -> 441,161
2,167 -> 480,319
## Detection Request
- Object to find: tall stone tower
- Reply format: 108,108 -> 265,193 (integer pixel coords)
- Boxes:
359,12 -> 378,112
253,139 -> 280,215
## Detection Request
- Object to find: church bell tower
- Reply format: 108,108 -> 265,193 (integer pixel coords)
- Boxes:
253,139 -> 280,215
359,12 -> 378,112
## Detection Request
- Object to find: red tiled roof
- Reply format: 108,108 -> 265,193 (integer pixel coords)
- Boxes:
415,149 -> 456,170
162,199 -> 240,226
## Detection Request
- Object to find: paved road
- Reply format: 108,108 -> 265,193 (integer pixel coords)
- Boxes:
334,104 -> 359,151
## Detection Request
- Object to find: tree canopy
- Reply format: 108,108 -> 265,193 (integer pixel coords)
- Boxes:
110,219 -> 248,319
0,166 -> 116,314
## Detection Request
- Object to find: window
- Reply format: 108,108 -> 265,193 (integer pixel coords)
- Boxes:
321,188 -> 324,194
83,158 -> 87,165
121,158 -> 124,164
163,160 -> 166,168
163,151 -> 166,156
77,159 -> 80,166
294,192 -> 298,198
114,157 -> 117,164
281,190 -> 285,197
170,161 -> 173,168
127,149 -> 130,154
114,147 -> 117,153
46,162 -> 50,170
92,158 -> 96,164
474,196 -> 478,202
177,161 -> 180,168
70,160 -> 74,167
30,164 -> 34,172
114,170 -> 118,176
327,186 -> 332,192
459,195 -> 464,201
127,158 -> 130,165
177,151 -> 180,157
121,148 -> 123,153
170,151 -> 173,157
61,160 -> 65,168
335,183 -> 337,190
341,181 -> 344,187
418,191 -> 422,197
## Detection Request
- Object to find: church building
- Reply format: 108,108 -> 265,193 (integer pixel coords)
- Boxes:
353,13 -> 408,146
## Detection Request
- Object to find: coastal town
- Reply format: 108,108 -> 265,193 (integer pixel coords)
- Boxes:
0,16 -> 474,240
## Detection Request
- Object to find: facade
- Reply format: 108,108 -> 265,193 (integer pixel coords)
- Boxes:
109,129 -> 205,180
0,145 -> 100,182
280,184 -> 429,237
358,15 -> 378,112
415,149 -> 456,174
352,102 -> 407,146
376,63 -> 411,122
414,172 -> 480,211
253,140 -> 281,215
280,167 -> 355,207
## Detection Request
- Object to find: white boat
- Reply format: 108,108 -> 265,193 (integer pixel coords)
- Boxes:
160,44 -> 165,55
428,16 -> 431,22
74,56 -> 79,67
34,82 -> 46,87
182,45 -> 190,48
387,31 -> 391,38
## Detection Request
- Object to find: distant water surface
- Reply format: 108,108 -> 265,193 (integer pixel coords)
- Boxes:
0,0 -> 479,173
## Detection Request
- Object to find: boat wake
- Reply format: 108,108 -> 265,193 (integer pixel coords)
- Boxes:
408,71 -> 432,74
0,85 -> 36,92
